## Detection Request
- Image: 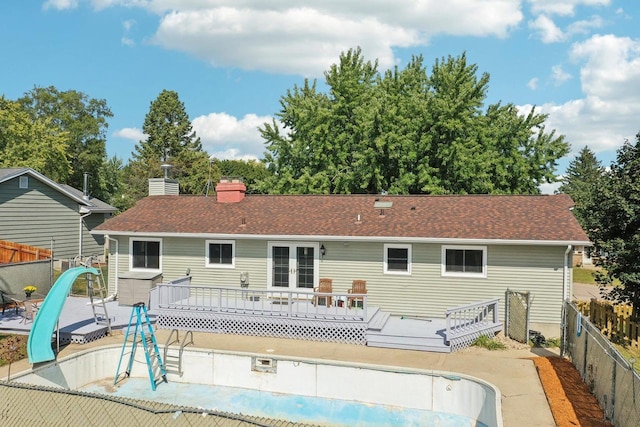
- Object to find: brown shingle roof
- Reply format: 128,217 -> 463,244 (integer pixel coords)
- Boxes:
92,193 -> 589,243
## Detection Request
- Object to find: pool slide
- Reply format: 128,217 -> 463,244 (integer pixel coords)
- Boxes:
27,266 -> 99,364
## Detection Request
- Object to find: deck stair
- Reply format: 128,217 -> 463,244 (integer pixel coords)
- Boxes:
114,302 -> 167,390
163,329 -> 194,376
366,314 -> 451,353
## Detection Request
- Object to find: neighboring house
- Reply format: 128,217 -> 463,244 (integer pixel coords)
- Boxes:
0,168 -> 116,261
92,178 -> 590,336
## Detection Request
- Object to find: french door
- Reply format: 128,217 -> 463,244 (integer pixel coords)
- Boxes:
268,242 -> 319,291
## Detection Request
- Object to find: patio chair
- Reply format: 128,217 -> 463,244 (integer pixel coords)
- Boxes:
313,278 -> 333,307
20,300 -> 39,324
347,280 -> 367,308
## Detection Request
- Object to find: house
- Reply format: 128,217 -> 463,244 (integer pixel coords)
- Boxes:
0,168 -> 116,261
92,178 -> 590,337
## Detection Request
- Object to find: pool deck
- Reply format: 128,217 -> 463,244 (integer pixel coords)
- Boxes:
1,327 -> 558,426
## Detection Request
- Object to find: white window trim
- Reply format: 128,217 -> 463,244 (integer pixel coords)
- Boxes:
19,176 -> 28,189
441,245 -> 487,278
384,243 -> 412,275
205,239 -> 236,269
129,237 -> 162,273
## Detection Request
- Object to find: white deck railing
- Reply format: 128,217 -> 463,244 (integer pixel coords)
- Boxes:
152,282 -> 368,322
445,298 -> 503,351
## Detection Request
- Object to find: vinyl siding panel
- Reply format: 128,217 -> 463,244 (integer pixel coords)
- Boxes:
107,236 -> 570,325
0,177 -> 79,259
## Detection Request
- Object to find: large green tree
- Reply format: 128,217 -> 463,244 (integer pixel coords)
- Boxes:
17,86 -> 113,200
259,49 -> 568,194
0,96 -> 71,181
590,134 -> 640,318
558,146 -> 604,229
127,90 -> 209,200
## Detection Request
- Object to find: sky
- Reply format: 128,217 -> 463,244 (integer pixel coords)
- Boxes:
2,1 -> 640,194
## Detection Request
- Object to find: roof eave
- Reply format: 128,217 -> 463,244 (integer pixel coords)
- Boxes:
91,230 -> 591,246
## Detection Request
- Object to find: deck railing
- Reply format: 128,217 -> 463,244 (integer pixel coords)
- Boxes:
445,298 -> 503,351
153,282 -> 368,322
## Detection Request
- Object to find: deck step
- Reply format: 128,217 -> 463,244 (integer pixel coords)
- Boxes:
367,310 -> 390,331
366,339 -> 451,353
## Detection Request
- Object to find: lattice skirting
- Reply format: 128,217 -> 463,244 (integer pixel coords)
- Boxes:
157,310 -> 367,345
448,324 -> 503,352
59,327 -> 108,345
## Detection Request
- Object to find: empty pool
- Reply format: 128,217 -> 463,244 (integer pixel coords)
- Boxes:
12,345 -> 503,426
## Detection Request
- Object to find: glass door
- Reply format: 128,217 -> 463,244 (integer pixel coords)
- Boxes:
268,242 -> 319,290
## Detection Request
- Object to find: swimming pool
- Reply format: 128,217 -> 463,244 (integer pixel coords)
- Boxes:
13,345 -> 502,426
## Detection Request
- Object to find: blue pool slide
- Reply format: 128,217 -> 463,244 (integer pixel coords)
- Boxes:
27,266 -> 98,364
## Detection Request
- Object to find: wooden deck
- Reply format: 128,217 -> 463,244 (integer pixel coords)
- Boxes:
0,282 -> 502,354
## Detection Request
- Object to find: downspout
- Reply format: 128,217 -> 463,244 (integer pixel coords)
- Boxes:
563,245 -> 572,301
105,235 -> 119,298
79,211 -> 91,259
561,244 -> 572,358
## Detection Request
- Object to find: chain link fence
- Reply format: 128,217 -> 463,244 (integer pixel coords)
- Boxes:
0,381 -> 314,427
563,301 -> 640,427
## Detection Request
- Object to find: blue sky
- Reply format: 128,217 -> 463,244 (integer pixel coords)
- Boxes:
2,1 -> 640,193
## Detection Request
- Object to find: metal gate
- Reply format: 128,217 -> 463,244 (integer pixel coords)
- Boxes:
505,289 -> 531,343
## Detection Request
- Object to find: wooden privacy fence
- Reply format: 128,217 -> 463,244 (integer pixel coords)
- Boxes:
575,299 -> 639,350
0,240 -> 52,264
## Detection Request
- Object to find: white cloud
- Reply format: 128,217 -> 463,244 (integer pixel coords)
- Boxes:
528,77 -> 539,90
551,64 -> 572,85
192,112 -> 271,160
113,127 -> 146,142
539,179 -> 562,195
519,35 -> 640,157
566,15 -> 604,36
528,0 -> 611,17
529,15 -> 565,43
85,1 -> 523,77
43,0 -> 79,10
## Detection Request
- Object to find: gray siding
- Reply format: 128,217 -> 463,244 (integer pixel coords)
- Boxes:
0,177 -> 108,260
107,236 -> 570,325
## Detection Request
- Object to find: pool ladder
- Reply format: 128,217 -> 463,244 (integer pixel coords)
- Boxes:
114,302 -> 167,391
163,329 -> 194,376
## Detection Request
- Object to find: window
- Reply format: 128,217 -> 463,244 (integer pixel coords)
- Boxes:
206,240 -> 235,268
442,245 -> 487,277
384,244 -> 411,275
19,176 -> 28,189
130,238 -> 161,271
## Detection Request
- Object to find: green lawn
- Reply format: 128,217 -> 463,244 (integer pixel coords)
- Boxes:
573,266 -> 621,286
573,267 -> 598,284
53,266 -> 109,296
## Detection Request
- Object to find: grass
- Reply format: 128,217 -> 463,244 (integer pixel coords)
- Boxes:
613,344 -> 640,375
472,335 -> 506,350
573,266 -> 621,287
52,266 -> 109,296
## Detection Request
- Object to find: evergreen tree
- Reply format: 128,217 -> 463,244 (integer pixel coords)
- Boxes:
127,90 -> 209,200
590,133 -> 640,318
558,146 -> 604,228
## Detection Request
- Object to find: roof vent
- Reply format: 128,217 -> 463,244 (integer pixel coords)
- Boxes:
373,201 -> 393,209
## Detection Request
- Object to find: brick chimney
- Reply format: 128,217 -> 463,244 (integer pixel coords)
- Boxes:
216,177 -> 246,203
